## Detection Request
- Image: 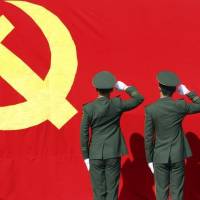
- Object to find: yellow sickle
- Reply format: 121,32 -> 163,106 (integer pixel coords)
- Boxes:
0,1 -> 78,130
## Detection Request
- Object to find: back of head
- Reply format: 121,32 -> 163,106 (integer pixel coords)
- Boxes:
96,88 -> 113,96
159,83 -> 176,97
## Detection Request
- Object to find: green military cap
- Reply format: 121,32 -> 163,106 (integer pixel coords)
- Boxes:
92,71 -> 116,89
157,71 -> 180,87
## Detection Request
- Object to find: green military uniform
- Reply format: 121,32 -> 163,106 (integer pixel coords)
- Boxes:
81,71 -> 144,200
144,71 -> 200,200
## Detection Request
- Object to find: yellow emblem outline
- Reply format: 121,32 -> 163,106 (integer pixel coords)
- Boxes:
0,1 -> 78,130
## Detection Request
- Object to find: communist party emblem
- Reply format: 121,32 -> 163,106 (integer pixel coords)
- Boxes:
0,1 -> 78,130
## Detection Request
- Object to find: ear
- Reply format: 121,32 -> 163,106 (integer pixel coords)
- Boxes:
158,85 -> 163,96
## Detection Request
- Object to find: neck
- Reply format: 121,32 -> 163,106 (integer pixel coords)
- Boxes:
160,92 -> 169,98
98,94 -> 110,98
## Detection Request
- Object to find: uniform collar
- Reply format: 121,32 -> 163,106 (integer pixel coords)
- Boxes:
158,96 -> 172,101
97,96 -> 110,100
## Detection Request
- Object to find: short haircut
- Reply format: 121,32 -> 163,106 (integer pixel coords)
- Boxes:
159,83 -> 176,97
96,88 -> 113,95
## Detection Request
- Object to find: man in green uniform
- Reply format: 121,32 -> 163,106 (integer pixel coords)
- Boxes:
144,71 -> 200,200
80,71 -> 144,200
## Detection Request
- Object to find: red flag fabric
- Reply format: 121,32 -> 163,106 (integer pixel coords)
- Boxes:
0,0 -> 200,199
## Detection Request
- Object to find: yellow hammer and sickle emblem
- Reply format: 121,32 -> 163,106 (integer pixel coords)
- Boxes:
0,1 -> 78,130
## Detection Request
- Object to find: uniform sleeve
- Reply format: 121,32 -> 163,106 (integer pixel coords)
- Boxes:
144,108 -> 155,163
185,92 -> 200,114
120,86 -> 144,112
80,106 -> 90,159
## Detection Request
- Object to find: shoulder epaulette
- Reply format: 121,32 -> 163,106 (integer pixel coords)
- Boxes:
83,100 -> 93,106
83,98 -> 97,106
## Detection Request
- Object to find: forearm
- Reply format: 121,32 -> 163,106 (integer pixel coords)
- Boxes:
144,127 -> 154,163
144,109 -> 154,163
144,140 -> 154,163
80,110 -> 90,159
126,86 -> 144,101
187,92 -> 200,104
184,91 -> 200,114
122,86 -> 144,110
80,131 -> 89,159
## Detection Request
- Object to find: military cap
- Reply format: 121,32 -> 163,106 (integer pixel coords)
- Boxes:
92,71 -> 116,89
157,71 -> 180,87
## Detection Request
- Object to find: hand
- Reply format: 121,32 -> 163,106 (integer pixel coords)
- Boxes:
84,158 -> 90,171
178,84 -> 190,95
148,162 -> 154,174
115,81 -> 129,91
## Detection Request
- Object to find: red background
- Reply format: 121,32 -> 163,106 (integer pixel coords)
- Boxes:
0,0 -> 200,199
